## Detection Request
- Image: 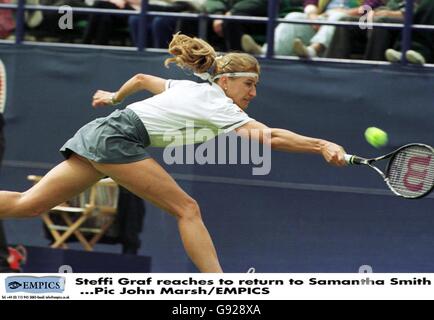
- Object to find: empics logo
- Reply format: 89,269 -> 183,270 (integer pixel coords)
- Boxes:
5,276 -> 65,293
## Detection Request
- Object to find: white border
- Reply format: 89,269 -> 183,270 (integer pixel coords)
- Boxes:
0,59 -> 6,114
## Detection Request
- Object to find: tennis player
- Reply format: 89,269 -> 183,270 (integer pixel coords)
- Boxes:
0,34 -> 346,272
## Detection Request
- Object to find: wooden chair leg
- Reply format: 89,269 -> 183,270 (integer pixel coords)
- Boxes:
60,213 -> 94,251
51,214 -> 91,249
89,218 -> 115,247
40,213 -> 68,249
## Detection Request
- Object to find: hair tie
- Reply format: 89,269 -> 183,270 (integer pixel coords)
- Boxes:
194,72 -> 213,82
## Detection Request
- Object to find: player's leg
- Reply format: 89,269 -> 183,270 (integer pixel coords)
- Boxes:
0,155 -> 104,218
91,158 -> 223,273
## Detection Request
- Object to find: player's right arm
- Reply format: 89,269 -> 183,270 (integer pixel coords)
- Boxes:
235,120 -> 346,166
92,74 -> 166,108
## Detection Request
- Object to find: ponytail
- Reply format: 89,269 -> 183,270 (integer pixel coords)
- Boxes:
165,33 -> 260,81
165,33 -> 217,74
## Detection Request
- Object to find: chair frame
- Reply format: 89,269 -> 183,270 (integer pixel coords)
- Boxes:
27,175 -> 119,251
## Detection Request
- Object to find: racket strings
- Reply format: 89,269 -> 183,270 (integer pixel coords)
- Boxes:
388,146 -> 434,198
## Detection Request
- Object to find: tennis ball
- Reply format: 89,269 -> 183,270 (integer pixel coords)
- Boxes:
364,127 -> 388,148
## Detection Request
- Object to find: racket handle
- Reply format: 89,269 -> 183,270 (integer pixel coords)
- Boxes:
344,154 -> 366,165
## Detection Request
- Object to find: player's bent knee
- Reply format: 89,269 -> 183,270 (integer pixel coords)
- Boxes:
175,198 -> 201,221
26,206 -> 47,217
19,204 -> 46,217
17,193 -> 48,217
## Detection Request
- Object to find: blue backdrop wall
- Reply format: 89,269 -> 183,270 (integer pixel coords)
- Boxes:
0,45 -> 433,272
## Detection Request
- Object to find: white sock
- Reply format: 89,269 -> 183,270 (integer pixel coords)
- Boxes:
307,46 -> 317,58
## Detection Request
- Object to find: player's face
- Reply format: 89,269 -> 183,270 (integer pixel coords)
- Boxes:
225,77 -> 258,110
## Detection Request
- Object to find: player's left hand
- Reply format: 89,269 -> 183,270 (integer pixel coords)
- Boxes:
92,90 -> 115,108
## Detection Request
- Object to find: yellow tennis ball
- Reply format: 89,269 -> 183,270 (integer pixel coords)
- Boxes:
364,127 -> 388,148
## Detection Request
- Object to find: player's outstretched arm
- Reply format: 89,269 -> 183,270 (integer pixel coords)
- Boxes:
92,74 -> 167,108
235,120 -> 346,166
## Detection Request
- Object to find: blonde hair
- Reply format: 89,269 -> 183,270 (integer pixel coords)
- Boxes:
165,33 -> 260,80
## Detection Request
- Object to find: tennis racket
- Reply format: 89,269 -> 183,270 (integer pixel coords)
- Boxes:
0,59 -> 6,114
345,143 -> 434,199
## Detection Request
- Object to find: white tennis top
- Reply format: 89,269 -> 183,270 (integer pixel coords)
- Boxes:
127,79 -> 254,147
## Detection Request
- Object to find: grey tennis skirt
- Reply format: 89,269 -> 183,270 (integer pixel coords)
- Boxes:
60,108 -> 151,163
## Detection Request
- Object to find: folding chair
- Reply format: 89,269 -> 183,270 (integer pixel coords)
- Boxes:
27,175 -> 119,251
